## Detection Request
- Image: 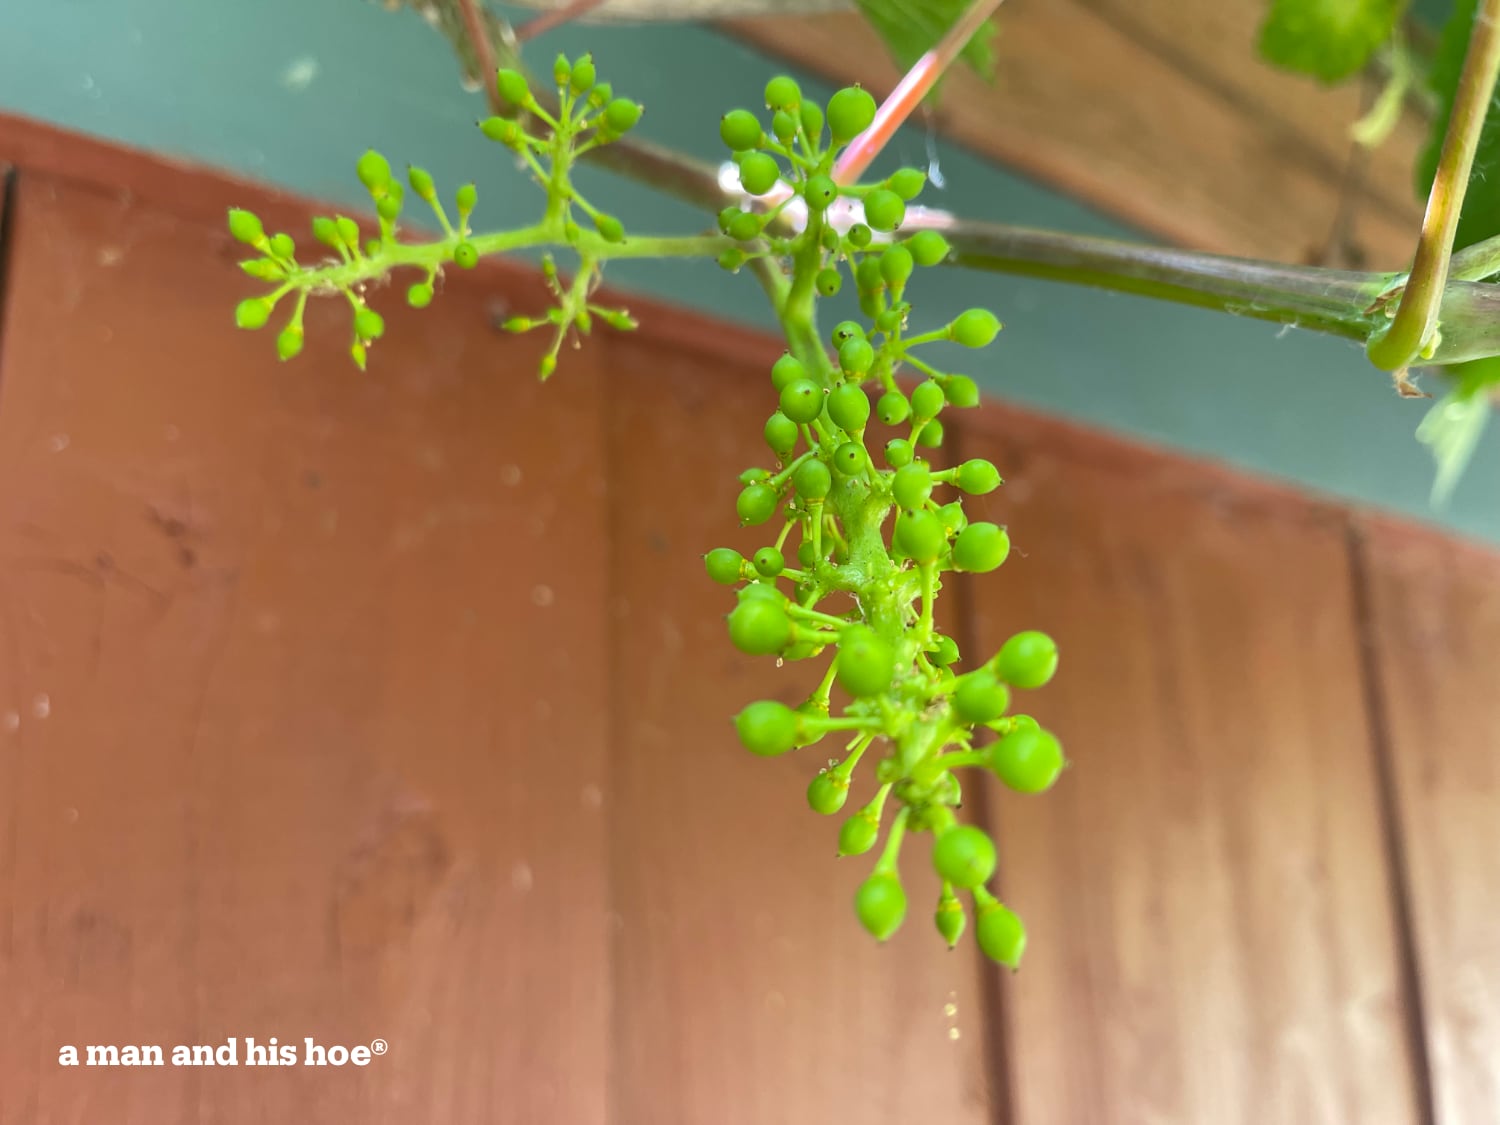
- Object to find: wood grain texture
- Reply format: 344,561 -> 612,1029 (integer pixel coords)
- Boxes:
1357,520 -> 1500,1125
603,334 -> 998,1125
952,410 -> 1423,1124
724,0 -> 1423,265
0,174 -> 611,1124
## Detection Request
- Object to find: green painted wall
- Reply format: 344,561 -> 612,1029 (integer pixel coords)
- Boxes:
3,0 -> 1495,541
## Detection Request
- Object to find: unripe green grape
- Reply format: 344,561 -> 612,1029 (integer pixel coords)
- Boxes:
975,898 -> 1026,969
799,101 -> 824,142
906,229 -> 951,267
807,770 -> 849,815
930,634 -> 961,667
951,308 -> 1002,348
991,727 -> 1065,793
275,324 -> 304,361
593,213 -> 626,243
833,442 -> 867,476
553,52 -> 571,86
996,630 -> 1058,689
738,582 -> 785,603
453,242 -> 479,269
874,307 -> 904,334
847,223 -> 873,249
569,54 -> 596,95
741,466 -> 771,485
956,458 -> 1002,494
753,546 -> 785,577
705,547 -> 745,585
932,825 -> 996,889
885,438 -> 914,468
827,383 -> 871,432
734,700 -> 799,755
887,166 -> 926,200
916,418 -> 945,448
779,379 -> 824,424
827,85 -> 877,142
720,109 -> 763,151
268,232 -> 296,260
952,522 -> 1010,573
588,81 -> 614,108
738,151 -> 781,196
771,353 -> 808,391
717,206 -> 743,236
863,189 -> 905,232
239,258 -> 284,282
455,183 -> 477,214
405,282 -> 434,308
831,320 -> 864,346
939,501 -> 967,535
496,67 -> 531,111
407,165 -> 436,201
727,599 -> 792,655
816,267 -> 842,297
376,195 -> 402,223
363,238 -> 382,258
896,510 -> 946,563
952,671 -> 1010,724
753,72 -> 796,109
793,458 -> 832,500
764,411 -> 799,459
879,244 -> 914,288
332,217 -> 359,251
718,248 -> 747,272
838,337 -> 874,376
772,110 -> 798,143
235,297 -> 273,330
936,887 -> 966,948
803,175 -> 838,210
892,463 -> 933,511
311,216 -> 340,248
837,626 -> 895,697
354,307 -> 385,340
910,380 -> 946,420
727,211 -> 762,243
227,208 -> 266,246
855,870 -> 906,941
480,117 -> 525,149
736,482 -> 780,526
876,391 -> 911,426
605,98 -> 642,134
854,256 -> 885,295
355,149 -> 393,193
944,374 -> 980,408
839,809 -> 880,856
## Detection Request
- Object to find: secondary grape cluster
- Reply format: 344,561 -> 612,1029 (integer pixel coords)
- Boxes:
703,79 -> 1065,968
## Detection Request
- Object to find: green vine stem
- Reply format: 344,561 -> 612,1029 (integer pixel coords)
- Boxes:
1367,0 -> 1500,374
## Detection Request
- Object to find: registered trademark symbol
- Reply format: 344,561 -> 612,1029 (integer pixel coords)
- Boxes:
371,1039 -> 388,1056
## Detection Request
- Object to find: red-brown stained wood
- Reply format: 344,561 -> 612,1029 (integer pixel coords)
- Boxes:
952,410 -> 1423,1124
602,333 -> 997,1125
0,174 -> 611,1124
1357,520 -> 1500,1125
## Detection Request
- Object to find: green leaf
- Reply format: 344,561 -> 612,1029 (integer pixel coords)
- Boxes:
1417,0 -> 1500,248
853,0 -> 998,86
1415,356 -> 1500,505
1257,0 -> 1405,83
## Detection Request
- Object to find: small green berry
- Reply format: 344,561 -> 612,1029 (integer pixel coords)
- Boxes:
764,75 -> 802,111
827,85 -> 877,143
268,232 -> 296,260
728,599 -> 792,655
895,510 -> 946,563
496,68 -> 531,111
885,438 -> 914,468
996,630 -> 1058,689
552,53 -> 571,86
879,244 -> 914,288
569,54 -> 596,95
930,634 -> 961,667
975,897 -> 1026,969
855,870 -> 907,941
794,458 -> 832,501
956,458 -> 1002,494
720,109 -> 763,151
739,151 -> 781,196
838,337 -> 874,376
803,175 -> 837,210
736,482 -> 780,525
705,548 -> 745,585
932,825 -> 996,889
235,297 -> 273,330
936,886 -> 966,948
407,166 -> 436,201
916,418 -> 945,448
837,626 -> 895,697
892,463 -> 932,511
753,546 -> 785,577
991,727 -> 1065,793
887,167 -> 926,200
827,384 -> 871,432
815,267 -> 843,297
356,149 -> 392,192
734,700 -> 799,755
907,230 -> 951,267
779,379 -> 824,424
876,392 -> 910,426
772,110 -> 798,143
951,308 -> 1002,348
727,211 -> 762,242
952,671 -> 1010,724
952,522 -> 1010,573
275,324 -> 304,361
354,307 -> 385,341
799,101 -> 824,142
764,411 -> 799,459
455,183 -> 478,213
910,379 -> 946,420
407,282 -> 435,308
863,189 -> 905,232
771,353 -> 807,391
833,442 -> 868,476
227,208 -> 265,245
453,242 -> 479,269
604,98 -> 643,135
944,375 -> 980,408
593,213 -> 625,243
807,770 -> 850,815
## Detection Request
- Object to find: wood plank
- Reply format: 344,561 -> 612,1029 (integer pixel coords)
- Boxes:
951,407 -> 1424,1123
725,0 -> 1422,266
0,174 -> 611,1124
1358,519 -> 1500,1125
603,333 -> 1001,1125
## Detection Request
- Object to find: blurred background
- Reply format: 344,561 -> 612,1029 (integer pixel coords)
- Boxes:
0,1 -> 1496,1123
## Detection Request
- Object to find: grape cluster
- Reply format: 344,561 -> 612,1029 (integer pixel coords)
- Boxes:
703,78 -> 1066,968
225,53 -> 644,375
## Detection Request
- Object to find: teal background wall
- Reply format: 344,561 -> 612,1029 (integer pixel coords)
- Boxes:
1,0 -> 1495,542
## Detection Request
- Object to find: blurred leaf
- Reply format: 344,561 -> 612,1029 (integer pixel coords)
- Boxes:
853,0 -> 998,83
1417,0 -> 1500,248
1258,0 -> 1405,83
1416,355 -> 1500,505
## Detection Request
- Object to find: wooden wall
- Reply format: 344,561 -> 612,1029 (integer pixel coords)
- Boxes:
0,116 -> 1496,1125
